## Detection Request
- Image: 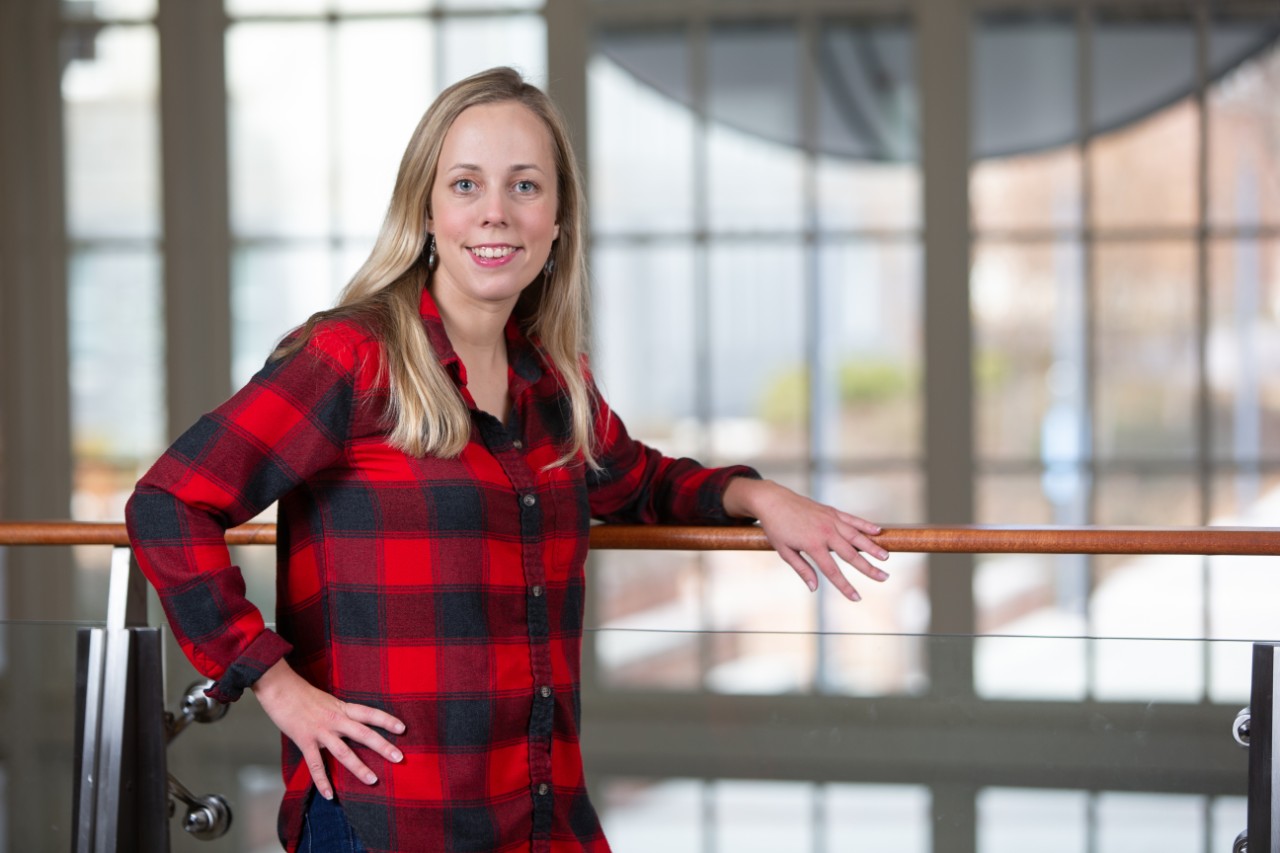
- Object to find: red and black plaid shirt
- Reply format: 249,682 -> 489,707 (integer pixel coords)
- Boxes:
126,287 -> 758,853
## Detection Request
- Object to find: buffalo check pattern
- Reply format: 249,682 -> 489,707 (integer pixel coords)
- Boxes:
126,287 -> 759,853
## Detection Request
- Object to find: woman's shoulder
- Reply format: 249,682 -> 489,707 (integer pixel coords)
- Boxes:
277,316 -> 387,383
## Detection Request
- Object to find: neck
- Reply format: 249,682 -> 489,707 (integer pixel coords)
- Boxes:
431,285 -> 513,357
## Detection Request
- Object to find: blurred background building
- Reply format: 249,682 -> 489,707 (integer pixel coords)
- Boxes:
2,0 -> 1279,850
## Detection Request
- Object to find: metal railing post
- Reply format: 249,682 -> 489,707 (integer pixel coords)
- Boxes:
72,546 -> 169,853
1245,642 -> 1280,853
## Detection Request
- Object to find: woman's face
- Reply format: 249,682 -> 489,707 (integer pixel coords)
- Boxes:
427,100 -> 560,316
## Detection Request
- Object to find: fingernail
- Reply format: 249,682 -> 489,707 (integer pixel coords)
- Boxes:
850,590 -> 862,601
807,578 -> 818,592
365,774 -> 378,785
394,723 -> 406,734
391,750 -> 403,763
322,789 -> 333,800
879,550 -> 889,560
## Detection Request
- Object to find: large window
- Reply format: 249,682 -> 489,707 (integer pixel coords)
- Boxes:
62,1 -> 165,620
971,8 -> 1280,704
589,19 -> 928,698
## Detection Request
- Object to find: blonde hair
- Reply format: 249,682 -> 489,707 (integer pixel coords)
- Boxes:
279,67 -> 597,468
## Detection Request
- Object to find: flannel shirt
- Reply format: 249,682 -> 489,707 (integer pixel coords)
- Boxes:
125,286 -> 759,853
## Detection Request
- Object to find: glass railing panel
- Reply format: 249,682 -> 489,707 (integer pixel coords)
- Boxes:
584,630 -> 1250,853
3,607 -> 1258,850
0,621 -> 92,849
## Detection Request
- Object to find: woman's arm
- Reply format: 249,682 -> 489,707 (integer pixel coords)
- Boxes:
722,476 -> 890,601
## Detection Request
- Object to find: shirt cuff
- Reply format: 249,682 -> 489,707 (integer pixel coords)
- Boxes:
700,467 -> 763,524
204,629 -> 293,704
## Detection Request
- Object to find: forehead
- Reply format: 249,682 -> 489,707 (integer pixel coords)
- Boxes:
439,101 -> 556,169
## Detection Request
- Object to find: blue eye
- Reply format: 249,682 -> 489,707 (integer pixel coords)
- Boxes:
454,179 -> 476,193
514,180 -> 536,194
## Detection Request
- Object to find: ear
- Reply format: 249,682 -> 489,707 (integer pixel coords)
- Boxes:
553,223 -> 560,240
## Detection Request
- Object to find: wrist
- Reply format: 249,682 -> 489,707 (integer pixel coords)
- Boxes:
723,476 -> 781,519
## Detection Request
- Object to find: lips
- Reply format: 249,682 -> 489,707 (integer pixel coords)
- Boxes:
468,245 -> 518,260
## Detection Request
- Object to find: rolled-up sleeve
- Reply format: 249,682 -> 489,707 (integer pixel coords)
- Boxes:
125,327 -> 359,702
583,374 -> 760,525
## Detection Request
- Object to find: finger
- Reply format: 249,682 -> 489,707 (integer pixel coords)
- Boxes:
809,549 -> 860,601
831,539 -> 890,582
302,745 -> 334,800
340,719 -> 405,764
344,702 -> 407,737
777,546 -> 819,592
834,522 -> 890,561
324,735 -> 379,786
835,511 -> 883,536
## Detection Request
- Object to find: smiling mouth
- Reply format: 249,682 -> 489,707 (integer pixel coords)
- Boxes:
468,246 -> 518,259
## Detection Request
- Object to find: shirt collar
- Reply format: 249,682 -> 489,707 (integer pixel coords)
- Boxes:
417,286 -> 545,388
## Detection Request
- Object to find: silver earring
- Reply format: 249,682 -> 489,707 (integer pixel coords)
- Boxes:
427,235 -> 438,271
543,253 -> 555,277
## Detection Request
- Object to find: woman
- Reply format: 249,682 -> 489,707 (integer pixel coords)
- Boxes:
126,67 -> 890,853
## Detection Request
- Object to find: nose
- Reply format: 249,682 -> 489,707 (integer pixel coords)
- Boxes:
481,190 -> 509,227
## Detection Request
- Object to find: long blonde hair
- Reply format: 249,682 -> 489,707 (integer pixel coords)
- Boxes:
279,67 -> 597,468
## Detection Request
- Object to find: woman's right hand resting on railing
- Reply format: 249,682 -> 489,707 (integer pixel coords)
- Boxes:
251,658 -> 406,800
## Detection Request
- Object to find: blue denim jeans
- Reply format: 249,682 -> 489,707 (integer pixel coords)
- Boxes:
300,792 -> 368,853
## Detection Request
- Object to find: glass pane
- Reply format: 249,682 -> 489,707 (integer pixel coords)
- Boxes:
1092,638 -> 1203,702
1208,25 -> 1280,227
443,0 -> 539,8
817,470 -> 926,695
713,781 -> 814,853
976,477 -> 1087,640
225,0 -> 326,14
62,25 -> 160,240
227,22 -> 330,238
826,784 -> 930,852
589,35 -> 695,234
976,636 -> 1086,700
440,15 -> 546,88
593,242 -> 699,454
978,788 -> 1088,853
1091,20 -> 1197,230
1209,238 -> 1280,461
972,14 -> 1077,159
972,147 -> 1082,233
1095,792 -> 1203,853
1212,797 -> 1249,853
706,561 -> 816,693
816,240 -> 921,460
1095,242 -> 1196,460
592,551 -> 702,691
334,0 -> 432,10
974,239 -> 1085,461
815,22 -> 919,231
707,26 -> 803,232
971,15 -> 1082,231
334,20 -> 435,237
1094,473 -> 1199,526
69,249 -> 165,522
64,0 -> 156,19
708,241 -> 806,465
231,245 -> 340,387
600,778 -> 703,853
816,157 -> 921,232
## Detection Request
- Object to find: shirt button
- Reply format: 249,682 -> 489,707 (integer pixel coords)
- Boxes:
521,494 -> 537,507
531,585 -> 544,598
513,439 -> 523,449
539,685 -> 552,698
537,783 -> 549,796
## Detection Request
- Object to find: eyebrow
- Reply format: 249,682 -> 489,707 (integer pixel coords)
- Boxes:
446,163 -> 547,174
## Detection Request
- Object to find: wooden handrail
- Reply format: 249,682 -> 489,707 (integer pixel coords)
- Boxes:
2,521 -> 1280,555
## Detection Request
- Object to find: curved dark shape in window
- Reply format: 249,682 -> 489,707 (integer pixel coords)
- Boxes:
598,18 -> 1280,162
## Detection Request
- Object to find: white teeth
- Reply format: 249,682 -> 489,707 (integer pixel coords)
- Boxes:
469,246 -> 516,259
